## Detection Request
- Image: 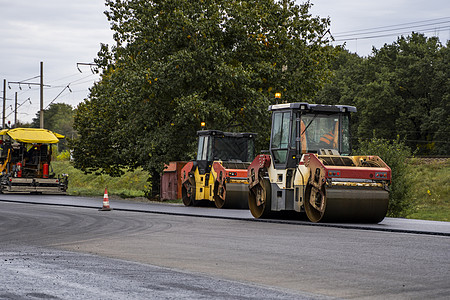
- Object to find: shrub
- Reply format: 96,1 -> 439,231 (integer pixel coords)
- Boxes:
355,137 -> 413,217
56,150 -> 71,161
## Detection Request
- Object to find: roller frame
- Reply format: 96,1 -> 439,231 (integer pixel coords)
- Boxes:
247,153 -> 391,223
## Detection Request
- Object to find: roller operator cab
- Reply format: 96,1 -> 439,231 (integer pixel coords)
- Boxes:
181,130 -> 256,209
248,103 -> 391,223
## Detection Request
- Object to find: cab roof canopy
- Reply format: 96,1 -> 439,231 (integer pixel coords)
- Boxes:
197,130 -> 256,138
0,128 -> 64,144
269,102 -> 357,113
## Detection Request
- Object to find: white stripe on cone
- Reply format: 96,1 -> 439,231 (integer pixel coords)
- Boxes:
102,188 -> 111,209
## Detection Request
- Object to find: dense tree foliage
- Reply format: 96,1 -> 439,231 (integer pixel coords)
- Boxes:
315,33 -> 450,155
32,103 -> 76,150
13,121 -> 32,128
71,0 -> 337,193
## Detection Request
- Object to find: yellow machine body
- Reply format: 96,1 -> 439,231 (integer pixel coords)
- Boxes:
179,130 -> 255,209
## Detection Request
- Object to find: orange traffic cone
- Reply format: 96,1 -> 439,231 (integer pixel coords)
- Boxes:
99,188 -> 112,211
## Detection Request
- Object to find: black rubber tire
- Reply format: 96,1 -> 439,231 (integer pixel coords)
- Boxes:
214,183 -> 226,209
248,178 -> 272,218
304,184 -> 326,223
182,184 -> 194,206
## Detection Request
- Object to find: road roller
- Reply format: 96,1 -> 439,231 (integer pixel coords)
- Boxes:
248,102 -> 391,223
181,130 -> 256,209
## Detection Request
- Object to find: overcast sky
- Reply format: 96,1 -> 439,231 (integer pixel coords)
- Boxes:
0,0 -> 114,125
0,0 -> 449,125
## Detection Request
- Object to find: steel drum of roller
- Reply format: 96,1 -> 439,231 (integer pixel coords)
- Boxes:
214,182 -> 249,209
304,185 -> 389,223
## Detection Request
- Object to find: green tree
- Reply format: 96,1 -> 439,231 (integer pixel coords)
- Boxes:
361,34 -> 446,154
315,33 -> 450,155
421,40 -> 450,154
14,120 -> 32,128
71,0 -> 337,195
31,103 -> 76,150
313,49 -> 365,145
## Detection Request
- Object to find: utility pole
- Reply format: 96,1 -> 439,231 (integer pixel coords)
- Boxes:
2,79 -> 6,129
14,92 -> 18,127
9,63 -> 49,127
40,61 -> 44,128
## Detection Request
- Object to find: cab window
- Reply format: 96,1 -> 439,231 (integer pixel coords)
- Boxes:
341,114 -> 351,155
196,136 -> 211,161
271,111 -> 291,164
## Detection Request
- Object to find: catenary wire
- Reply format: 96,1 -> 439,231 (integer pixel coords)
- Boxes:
332,17 -> 450,36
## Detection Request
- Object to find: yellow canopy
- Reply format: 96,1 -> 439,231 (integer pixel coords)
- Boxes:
0,128 -> 64,144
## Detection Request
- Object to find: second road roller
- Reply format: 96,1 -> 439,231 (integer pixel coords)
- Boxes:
181,129 -> 256,209
248,102 -> 391,223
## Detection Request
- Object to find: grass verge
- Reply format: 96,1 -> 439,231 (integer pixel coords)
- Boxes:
51,161 -> 150,199
406,158 -> 450,222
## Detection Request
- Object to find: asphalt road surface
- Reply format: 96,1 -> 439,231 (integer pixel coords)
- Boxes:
0,196 -> 449,299
1,194 -> 449,236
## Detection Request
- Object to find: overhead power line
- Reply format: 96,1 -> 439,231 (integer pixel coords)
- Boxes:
12,75 -> 41,83
69,73 -> 97,84
333,17 -> 450,36
77,62 -> 98,74
334,21 -> 450,38
45,85 -> 72,109
332,17 -> 450,42
334,26 -> 450,42
47,73 -> 86,84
